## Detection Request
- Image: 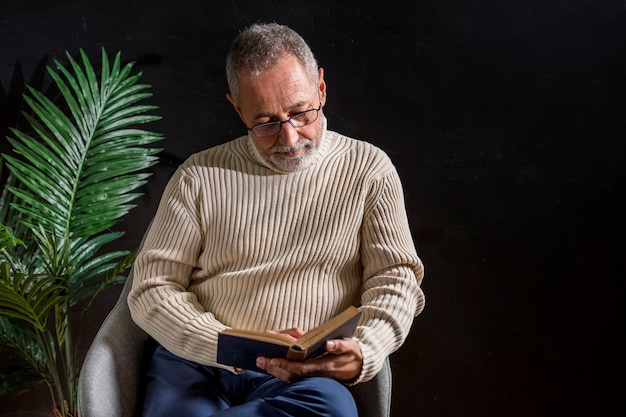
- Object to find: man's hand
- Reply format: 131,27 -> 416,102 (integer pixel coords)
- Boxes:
255,337 -> 363,383
265,327 -> 305,343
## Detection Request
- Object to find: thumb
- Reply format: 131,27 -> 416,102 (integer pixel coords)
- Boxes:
325,338 -> 350,353
326,340 -> 337,351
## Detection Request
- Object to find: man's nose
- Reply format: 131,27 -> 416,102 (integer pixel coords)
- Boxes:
279,122 -> 300,147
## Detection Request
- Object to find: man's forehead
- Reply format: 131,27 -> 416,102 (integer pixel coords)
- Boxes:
245,89 -> 317,120
238,76 -> 318,116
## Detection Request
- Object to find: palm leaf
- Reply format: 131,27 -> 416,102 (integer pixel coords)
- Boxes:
75,250 -> 136,310
0,202 -> 39,276
2,47 -> 162,281
0,316 -> 50,395
4,48 -> 162,237
0,224 -> 24,252
0,261 -> 67,332
0,48 -> 162,415
0,363 -> 42,396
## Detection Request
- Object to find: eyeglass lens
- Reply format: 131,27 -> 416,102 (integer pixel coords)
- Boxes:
251,107 -> 320,137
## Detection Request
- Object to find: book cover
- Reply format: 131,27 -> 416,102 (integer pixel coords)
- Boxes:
216,306 -> 362,373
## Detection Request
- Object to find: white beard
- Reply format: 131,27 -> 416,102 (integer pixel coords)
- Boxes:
264,138 -> 318,172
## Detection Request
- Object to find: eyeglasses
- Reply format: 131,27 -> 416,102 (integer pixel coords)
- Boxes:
247,103 -> 322,137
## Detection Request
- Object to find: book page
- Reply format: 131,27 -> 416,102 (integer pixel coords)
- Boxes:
296,306 -> 361,348
221,328 -> 294,346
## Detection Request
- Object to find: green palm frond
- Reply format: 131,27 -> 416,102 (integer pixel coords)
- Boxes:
71,246 -> 134,305
0,363 -> 43,397
2,47 -> 162,302
0,48 -> 162,415
0,224 -> 24,253
0,261 -> 67,333
3,48 -> 162,241
0,170 -> 39,273
0,316 -> 50,395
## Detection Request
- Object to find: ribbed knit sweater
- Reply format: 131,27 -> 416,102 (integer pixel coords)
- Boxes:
128,119 -> 425,383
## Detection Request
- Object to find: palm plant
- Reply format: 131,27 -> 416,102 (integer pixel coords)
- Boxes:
0,48 -> 163,416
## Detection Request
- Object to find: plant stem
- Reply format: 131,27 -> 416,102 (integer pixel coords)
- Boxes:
64,313 -> 77,414
35,328 -> 65,415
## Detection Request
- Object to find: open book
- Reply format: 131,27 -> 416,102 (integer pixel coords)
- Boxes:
216,306 -> 362,372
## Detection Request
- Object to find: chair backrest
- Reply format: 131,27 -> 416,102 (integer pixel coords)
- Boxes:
78,272 -> 149,417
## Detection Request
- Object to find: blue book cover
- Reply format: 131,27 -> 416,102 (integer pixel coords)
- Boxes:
217,306 -> 362,373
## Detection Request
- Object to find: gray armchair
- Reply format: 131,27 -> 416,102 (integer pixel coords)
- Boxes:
78,253 -> 393,417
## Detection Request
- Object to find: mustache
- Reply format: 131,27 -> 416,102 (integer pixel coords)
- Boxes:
266,139 -> 313,155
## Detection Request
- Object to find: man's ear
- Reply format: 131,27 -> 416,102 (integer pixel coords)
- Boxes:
318,67 -> 327,106
226,93 -> 245,123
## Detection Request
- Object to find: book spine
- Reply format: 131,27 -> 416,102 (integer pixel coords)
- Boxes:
286,346 -> 307,361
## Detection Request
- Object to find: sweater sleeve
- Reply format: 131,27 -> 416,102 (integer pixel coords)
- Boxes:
127,165 -> 230,368
353,162 -> 425,384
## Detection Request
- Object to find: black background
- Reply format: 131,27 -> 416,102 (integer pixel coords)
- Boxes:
1,1 -> 624,416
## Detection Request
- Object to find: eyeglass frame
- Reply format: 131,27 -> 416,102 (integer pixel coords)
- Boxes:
246,99 -> 323,138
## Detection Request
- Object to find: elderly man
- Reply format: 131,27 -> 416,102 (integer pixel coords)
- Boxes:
128,22 -> 425,417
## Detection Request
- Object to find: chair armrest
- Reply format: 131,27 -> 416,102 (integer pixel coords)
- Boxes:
349,356 -> 392,417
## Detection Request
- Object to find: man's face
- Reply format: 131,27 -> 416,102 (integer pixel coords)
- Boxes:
227,54 -> 327,172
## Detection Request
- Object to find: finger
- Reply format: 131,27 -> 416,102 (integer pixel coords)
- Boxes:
278,327 -> 305,339
257,357 -> 296,382
325,337 -> 360,354
265,327 -> 305,340
262,352 -> 359,382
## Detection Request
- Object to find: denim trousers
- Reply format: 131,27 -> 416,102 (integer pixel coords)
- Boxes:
142,345 -> 358,417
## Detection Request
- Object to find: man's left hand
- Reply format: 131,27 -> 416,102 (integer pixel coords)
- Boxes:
255,338 -> 363,382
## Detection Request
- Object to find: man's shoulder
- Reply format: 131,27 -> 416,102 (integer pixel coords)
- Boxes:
182,136 -> 248,166
327,131 -> 395,171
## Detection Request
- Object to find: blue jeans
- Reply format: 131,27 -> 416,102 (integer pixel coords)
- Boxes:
142,345 -> 358,417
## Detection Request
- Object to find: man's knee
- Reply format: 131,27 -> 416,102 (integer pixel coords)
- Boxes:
267,377 -> 358,417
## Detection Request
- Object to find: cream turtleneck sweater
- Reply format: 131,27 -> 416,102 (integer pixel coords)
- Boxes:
128,119 -> 425,383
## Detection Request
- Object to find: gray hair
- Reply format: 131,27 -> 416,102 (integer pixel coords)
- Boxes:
226,23 -> 319,100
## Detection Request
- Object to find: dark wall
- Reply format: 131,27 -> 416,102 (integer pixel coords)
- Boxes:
1,1 -> 624,416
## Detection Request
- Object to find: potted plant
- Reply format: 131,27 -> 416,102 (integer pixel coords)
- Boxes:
0,48 -> 163,416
